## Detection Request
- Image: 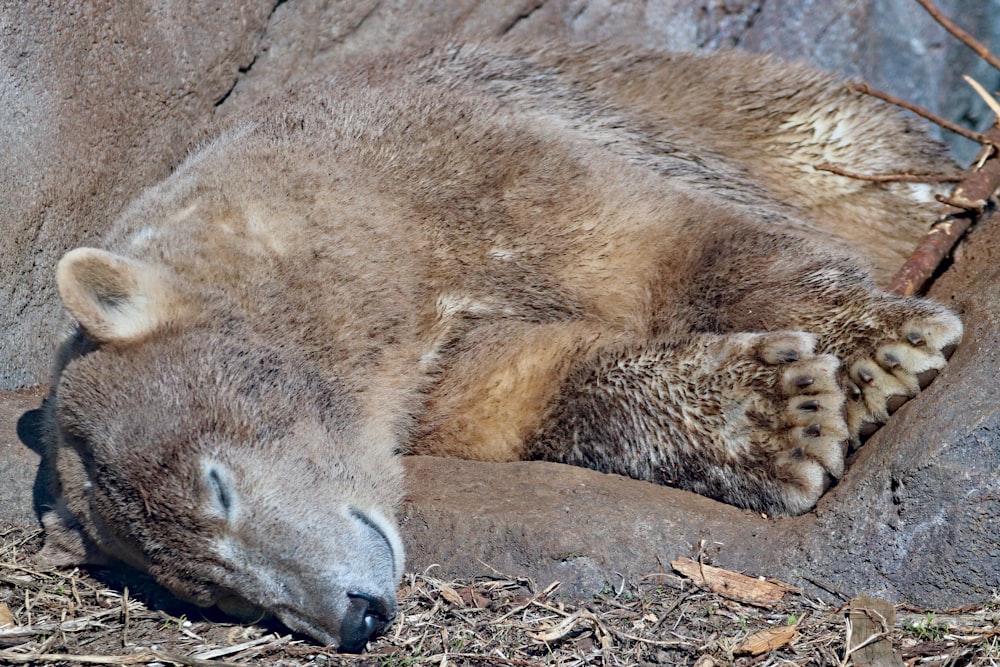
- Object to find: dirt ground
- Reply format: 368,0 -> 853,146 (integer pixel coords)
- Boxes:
1,524 -> 997,667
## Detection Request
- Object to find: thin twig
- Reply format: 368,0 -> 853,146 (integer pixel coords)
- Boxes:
848,82 -> 989,144
192,634 -> 285,660
605,625 -> 697,648
487,581 -> 560,625
803,576 -> 851,602
892,14 -> 1000,294
814,164 -> 964,183
421,652 -> 544,666
889,127 -> 1000,296
934,193 -> 986,211
0,608 -> 126,641
913,0 -> 1000,72
0,650 -> 245,666
120,586 -> 129,649
964,75 -> 1000,118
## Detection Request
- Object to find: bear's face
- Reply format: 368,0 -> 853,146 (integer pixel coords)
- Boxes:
35,249 -> 404,651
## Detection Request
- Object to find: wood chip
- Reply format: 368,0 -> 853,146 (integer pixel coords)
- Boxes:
528,611 -> 587,642
671,558 -> 798,606
847,596 -> 903,667
193,634 -> 280,660
736,625 -> 800,655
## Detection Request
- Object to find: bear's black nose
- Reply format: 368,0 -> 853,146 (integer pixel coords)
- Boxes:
338,591 -> 394,653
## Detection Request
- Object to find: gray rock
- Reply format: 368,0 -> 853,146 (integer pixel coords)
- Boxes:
0,388 -> 44,528
738,0 -> 1000,164
819,209 -> 1000,605
400,456 -> 772,595
221,0 -> 1000,160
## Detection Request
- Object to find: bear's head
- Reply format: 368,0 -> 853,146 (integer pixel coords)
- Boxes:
28,248 -> 405,652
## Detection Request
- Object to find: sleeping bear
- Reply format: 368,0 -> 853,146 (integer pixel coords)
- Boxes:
28,44 -> 962,651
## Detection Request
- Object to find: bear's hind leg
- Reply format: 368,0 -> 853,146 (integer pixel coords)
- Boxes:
801,290 -> 963,444
678,231 -> 964,448
712,261 -> 964,445
526,331 -> 849,515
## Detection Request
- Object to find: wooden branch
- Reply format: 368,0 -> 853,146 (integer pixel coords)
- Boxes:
671,557 -> 798,607
885,1 -> 1000,295
814,164 -> 964,183
913,0 -> 1000,72
848,82 -> 989,144
935,192 -> 988,212
736,625 -> 800,656
888,126 -> 1000,296
889,210 -> 975,298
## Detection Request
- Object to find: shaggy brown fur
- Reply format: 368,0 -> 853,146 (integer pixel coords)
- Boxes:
27,44 -> 962,650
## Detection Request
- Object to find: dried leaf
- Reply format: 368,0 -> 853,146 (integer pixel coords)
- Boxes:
671,558 -> 798,607
736,625 -> 800,655
528,612 -> 585,642
396,580 -> 426,599
437,584 -> 464,607
457,586 -> 491,609
0,603 -> 13,628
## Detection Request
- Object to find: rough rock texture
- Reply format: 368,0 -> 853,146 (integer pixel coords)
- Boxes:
2,0 -> 999,608
400,457 -> 772,595
816,212 -> 1000,605
218,0 -> 1000,160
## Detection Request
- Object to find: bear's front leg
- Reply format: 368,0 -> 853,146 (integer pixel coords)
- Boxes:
526,331 -> 850,515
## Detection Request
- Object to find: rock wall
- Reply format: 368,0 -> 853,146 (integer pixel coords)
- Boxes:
1,1 -> 275,388
222,0 -> 1000,161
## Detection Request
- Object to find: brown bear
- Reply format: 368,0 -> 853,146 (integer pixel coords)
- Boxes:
28,44 -> 963,651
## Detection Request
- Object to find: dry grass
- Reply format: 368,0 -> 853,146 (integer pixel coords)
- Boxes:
1,524 -> 998,667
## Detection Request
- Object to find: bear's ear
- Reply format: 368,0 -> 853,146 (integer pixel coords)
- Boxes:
56,248 -> 176,344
